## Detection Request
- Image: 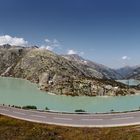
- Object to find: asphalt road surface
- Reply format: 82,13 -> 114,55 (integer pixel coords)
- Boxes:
0,105 -> 140,127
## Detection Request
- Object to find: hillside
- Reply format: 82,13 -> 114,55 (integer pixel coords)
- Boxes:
126,67 -> 140,80
116,66 -> 139,79
0,45 -> 135,96
63,54 -> 122,79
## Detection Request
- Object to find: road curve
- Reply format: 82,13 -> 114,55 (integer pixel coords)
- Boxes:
1,105 -> 140,127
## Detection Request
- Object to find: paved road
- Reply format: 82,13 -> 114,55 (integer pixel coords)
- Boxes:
0,105 -> 140,127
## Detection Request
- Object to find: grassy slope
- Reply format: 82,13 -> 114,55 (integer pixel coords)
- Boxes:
0,115 -> 140,140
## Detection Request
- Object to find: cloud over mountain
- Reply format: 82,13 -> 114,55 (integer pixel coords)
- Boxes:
40,38 -> 60,51
122,56 -> 131,60
67,49 -> 77,55
0,35 -> 28,46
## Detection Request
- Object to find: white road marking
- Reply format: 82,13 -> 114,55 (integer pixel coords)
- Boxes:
54,117 -> 72,121
30,115 -> 46,118
112,117 -> 134,120
0,108 -> 9,111
13,111 -> 25,115
82,118 -> 103,121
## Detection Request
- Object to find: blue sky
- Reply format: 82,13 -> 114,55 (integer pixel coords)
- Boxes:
0,0 -> 140,68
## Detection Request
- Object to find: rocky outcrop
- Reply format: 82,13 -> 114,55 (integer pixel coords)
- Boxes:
39,72 -> 135,96
0,45 -> 135,96
0,45 -> 28,76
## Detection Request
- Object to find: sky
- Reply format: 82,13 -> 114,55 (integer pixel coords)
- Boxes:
0,0 -> 140,68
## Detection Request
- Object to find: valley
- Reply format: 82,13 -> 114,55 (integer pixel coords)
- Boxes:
0,44 -> 139,96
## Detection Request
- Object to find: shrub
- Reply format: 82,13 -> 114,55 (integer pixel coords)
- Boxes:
75,109 -> 86,113
14,106 -> 21,109
22,105 -> 37,110
110,109 -> 114,112
45,106 -> 49,110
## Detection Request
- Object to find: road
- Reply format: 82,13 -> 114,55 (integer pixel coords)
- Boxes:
0,105 -> 140,127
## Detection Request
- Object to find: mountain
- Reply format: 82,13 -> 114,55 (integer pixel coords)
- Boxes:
126,67 -> 140,80
116,66 -> 138,78
62,54 -> 122,80
0,45 -> 135,96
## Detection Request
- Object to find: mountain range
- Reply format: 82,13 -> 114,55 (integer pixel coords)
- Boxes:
63,54 -> 140,80
0,44 -> 138,96
115,66 -> 139,79
63,54 -> 122,79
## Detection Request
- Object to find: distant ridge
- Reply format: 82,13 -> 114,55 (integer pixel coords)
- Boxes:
62,54 -> 122,80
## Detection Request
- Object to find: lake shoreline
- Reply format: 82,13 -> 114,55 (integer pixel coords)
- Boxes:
1,76 -> 140,97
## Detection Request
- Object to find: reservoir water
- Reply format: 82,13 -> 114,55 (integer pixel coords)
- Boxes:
0,77 -> 140,113
117,79 -> 140,86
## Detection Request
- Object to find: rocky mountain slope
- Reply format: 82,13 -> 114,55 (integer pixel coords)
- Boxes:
0,45 -> 136,96
62,54 -> 122,79
126,67 -> 140,80
116,66 -> 139,79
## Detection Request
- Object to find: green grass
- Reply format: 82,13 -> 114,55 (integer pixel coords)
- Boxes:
0,115 -> 140,140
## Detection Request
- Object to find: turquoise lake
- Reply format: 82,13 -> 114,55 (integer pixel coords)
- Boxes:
117,79 -> 140,86
0,77 -> 140,113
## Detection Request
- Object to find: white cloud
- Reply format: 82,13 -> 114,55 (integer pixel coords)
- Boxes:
45,38 -> 50,43
52,39 -> 60,47
46,46 -> 53,51
40,37 -> 60,51
122,56 -> 131,60
67,49 -> 85,56
53,39 -> 59,44
67,49 -> 77,55
40,45 -> 53,51
0,35 -> 28,46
